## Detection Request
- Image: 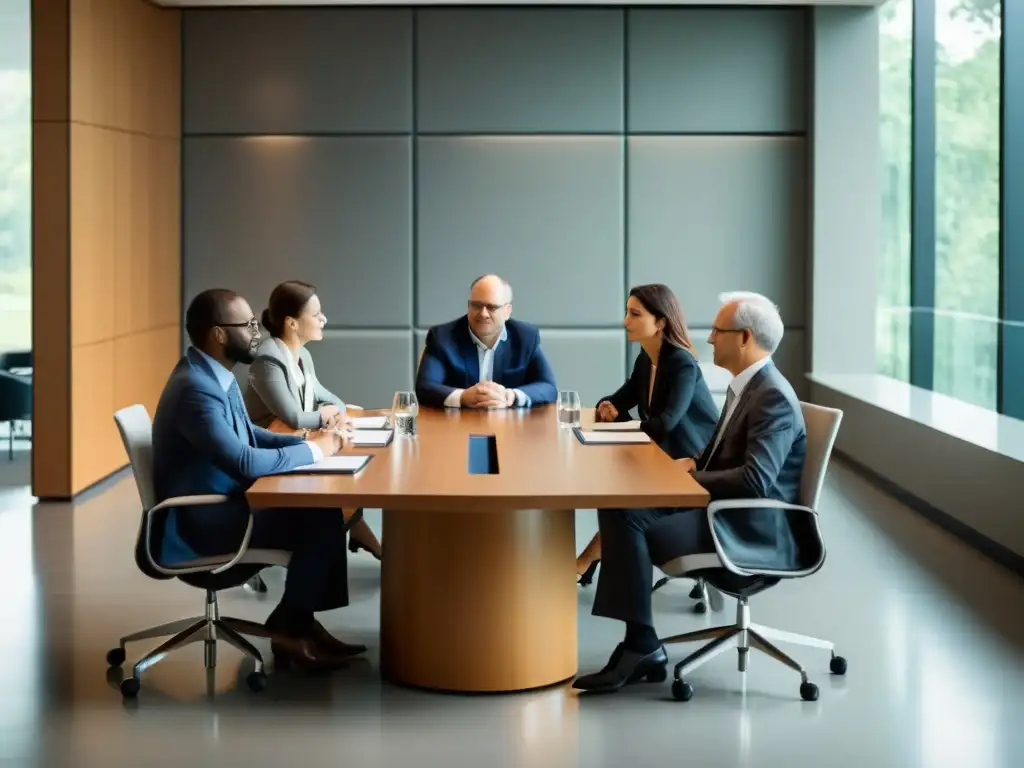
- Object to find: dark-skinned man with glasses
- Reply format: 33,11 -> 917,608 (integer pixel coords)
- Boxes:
151,288 -> 365,672
415,274 -> 557,409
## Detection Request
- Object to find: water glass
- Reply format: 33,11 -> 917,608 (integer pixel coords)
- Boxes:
392,391 -> 418,438
557,390 -> 581,429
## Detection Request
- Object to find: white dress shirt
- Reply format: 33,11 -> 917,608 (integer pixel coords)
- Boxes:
703,355 -> 772,465
442,326 -> 530,408
195,347 -> 322,462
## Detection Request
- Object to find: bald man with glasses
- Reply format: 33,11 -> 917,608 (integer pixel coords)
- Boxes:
415,274 -> 558,409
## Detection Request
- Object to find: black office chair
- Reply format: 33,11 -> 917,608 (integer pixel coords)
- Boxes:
654,402 -> 847,702
0,370 -> 31,459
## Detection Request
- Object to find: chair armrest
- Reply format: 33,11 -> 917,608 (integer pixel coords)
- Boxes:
705,499 -> 825,579
707,499 -> 816,516
149,494 -> 230,513
142,494 -> 256,577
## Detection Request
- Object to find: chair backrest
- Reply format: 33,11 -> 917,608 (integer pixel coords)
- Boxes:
798,401 -> 843,510
113,404 -> 158,512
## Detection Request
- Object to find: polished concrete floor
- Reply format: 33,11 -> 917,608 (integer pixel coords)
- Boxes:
0,450 -> 1022,767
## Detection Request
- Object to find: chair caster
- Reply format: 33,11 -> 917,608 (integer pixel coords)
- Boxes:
830,655 -> 847,675
651,576 -> 670,592
645,665 -> 668,683
671,679 -> 694,701
106,647 -> 126,667
120,677 -> 141,698
688,582 -> 703,600
246,671 -> 268,692
800,681 -> 819,701
692,601 -> 707,614
245,574 -> 268,593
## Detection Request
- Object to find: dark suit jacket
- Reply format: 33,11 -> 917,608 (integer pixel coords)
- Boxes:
151,347 -> 314,562
597,343 -> 719,460
690,362 -> 807,571
415,316 -> 558,408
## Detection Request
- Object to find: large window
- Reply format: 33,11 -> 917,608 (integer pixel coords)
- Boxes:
0,1 -> 31,353
879,0 -> 914,382
933,0 -> 1001,410
878,0 -> 1019,417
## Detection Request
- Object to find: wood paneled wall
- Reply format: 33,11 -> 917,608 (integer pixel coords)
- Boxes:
32,0 -> 181,498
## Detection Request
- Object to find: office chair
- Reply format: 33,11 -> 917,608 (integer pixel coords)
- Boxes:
0,370 -> 31,460
107,404 -> 293,699
655,402 -> 847,702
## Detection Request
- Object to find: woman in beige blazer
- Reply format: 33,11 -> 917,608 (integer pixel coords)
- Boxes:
244,281 -> 382,560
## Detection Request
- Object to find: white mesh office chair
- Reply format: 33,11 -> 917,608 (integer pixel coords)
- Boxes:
655,402 -> 848,702
106,404 -> 293,699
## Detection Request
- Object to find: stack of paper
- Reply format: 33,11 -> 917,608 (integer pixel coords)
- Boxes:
349,415 -> 389,430
348,429 -> 394,447
590,420 -> 643,431
281,456 -> 371,474
575,430 -> 651,445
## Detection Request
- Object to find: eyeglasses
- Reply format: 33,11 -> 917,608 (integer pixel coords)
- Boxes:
468,301 -> 507,314
709,326 -> 744,337
219,318 -> 260,333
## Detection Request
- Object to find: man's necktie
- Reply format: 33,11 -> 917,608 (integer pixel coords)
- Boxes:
703,387 -> 737,469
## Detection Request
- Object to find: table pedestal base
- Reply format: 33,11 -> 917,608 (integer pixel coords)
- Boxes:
380,507 -> 578,693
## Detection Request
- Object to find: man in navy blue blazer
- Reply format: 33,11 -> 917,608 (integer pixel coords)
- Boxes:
415,275 -> 558,409
152,288 -> 363,671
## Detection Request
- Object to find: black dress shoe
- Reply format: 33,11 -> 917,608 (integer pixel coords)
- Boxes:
308,621 -> 367,657
573,643 -> 668,693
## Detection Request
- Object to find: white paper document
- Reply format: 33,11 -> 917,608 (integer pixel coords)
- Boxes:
577,430 -> 651,444
283,455 -> 371,474
349,415 -> 389,430
348,429 -> 393,447
590,420 -> 643,431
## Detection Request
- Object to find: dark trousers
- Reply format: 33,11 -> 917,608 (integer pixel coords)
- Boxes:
181,505 -> 349,620
592,507 -> 713,627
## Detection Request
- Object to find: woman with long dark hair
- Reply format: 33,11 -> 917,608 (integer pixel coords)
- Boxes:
576,284 -> 718,586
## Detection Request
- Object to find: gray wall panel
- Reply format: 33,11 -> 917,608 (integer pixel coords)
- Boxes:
182,7 -> 810,414
416,137 -> 624,327
310,331 -> 414,411
628,9 -> 807,134
184,9 -> 412,134
184,136 -> 412,326
417,9 -> 623,133
627,136 -> 807,327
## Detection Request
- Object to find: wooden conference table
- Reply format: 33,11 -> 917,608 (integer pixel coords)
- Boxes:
247,405 -> 708,694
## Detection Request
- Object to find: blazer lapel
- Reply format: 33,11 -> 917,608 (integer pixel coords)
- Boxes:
457,328 -> 480,386
699,363 -> 773,467
492,338 -> 509,384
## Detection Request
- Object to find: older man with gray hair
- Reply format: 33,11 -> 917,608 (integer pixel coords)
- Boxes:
573,292 -> 808,694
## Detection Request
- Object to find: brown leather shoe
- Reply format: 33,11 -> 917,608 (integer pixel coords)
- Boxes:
270,634 -> 352,672
308,620 -> 367,657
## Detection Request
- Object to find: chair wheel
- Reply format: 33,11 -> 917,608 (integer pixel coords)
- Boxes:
800,682 -> 819,701
645,665 -> 668,683
120,677 -> 140,698
651,576 -> 670,593
830,655 -> 847,675
672,680 -> 694,701
245,574 -> 268,593
106,647 -> 126,667
246,671 -> 268,692
688,583 -> 703,599
692,601 -> 707,614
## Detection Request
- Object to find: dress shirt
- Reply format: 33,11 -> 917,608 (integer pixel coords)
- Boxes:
442,326 -> 531,408
195,348 -> 323,462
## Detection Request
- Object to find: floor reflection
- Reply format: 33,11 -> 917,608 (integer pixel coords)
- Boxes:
0,462 -> 1021,767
